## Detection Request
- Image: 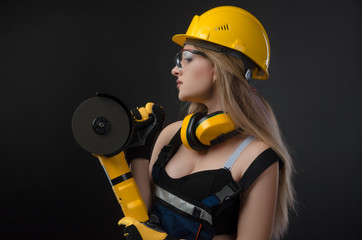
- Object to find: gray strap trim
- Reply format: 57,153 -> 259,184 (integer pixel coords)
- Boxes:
223,136 -> 255,170
154,185 -> 213,225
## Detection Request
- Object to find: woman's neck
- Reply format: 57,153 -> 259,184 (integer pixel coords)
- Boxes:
205,100 -> 223,114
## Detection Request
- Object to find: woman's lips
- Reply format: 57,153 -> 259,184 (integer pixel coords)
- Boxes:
176,80 -> 182,88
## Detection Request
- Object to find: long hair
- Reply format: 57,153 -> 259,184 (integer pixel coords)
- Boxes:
186,46 -> 296,240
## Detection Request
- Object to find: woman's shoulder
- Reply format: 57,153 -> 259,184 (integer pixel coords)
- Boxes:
159,120 -> 183,142
164,120 -> 183,132
231,136 -> 272,180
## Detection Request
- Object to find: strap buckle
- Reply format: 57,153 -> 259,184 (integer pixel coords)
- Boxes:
214,181 -> 241,202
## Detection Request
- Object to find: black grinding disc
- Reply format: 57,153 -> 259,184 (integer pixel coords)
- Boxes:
71,95 -> 133,156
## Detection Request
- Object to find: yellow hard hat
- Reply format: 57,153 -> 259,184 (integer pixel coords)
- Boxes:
172,6 -> 270,80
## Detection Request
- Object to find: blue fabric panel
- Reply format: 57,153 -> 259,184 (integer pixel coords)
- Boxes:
201,195 -> 220,208
153,202 -> 215,240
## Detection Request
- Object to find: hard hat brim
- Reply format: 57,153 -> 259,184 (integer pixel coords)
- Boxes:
172,34 -> 204,47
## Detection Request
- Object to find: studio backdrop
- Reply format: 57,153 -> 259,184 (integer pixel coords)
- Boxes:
0,0 -> 361,239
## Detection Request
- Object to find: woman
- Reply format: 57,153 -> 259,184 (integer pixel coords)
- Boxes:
123,6 -> 295,240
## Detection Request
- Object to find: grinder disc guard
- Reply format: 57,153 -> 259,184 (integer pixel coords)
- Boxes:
71,95 -> 133,156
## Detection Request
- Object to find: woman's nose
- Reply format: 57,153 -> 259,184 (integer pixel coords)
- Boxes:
171,65 -> 181,77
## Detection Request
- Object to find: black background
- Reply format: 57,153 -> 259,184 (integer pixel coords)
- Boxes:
1,0 -> 361,239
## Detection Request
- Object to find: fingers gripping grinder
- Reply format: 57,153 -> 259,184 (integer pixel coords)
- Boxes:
71,93 -> 149,222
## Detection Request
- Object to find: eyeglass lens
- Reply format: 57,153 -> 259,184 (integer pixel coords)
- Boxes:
175,51 -> 195,70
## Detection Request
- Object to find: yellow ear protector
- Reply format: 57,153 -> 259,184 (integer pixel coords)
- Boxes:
180,111 -> 241,151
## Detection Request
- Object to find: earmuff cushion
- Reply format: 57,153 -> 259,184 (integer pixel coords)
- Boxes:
187,112 -> 210,151
182,112 -> 209,151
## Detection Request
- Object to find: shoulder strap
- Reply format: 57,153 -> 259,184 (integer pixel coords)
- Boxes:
202,148 -> 283,208
152,129 -> 182,181
223,136 -> 255,170
238,148 -> 283,192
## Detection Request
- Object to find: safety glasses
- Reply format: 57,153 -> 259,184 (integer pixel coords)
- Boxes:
174,49 -> 207,70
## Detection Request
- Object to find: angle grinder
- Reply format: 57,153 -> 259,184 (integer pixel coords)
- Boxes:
71,92 -> 149,222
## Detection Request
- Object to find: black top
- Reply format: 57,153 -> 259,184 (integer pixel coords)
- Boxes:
157,166 -> 240,235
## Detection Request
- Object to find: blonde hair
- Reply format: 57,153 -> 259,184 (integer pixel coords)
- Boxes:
187,47 -> 296,240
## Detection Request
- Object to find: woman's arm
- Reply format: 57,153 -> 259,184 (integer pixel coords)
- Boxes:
130,158 -> 153,210
235,160 -> 279,240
